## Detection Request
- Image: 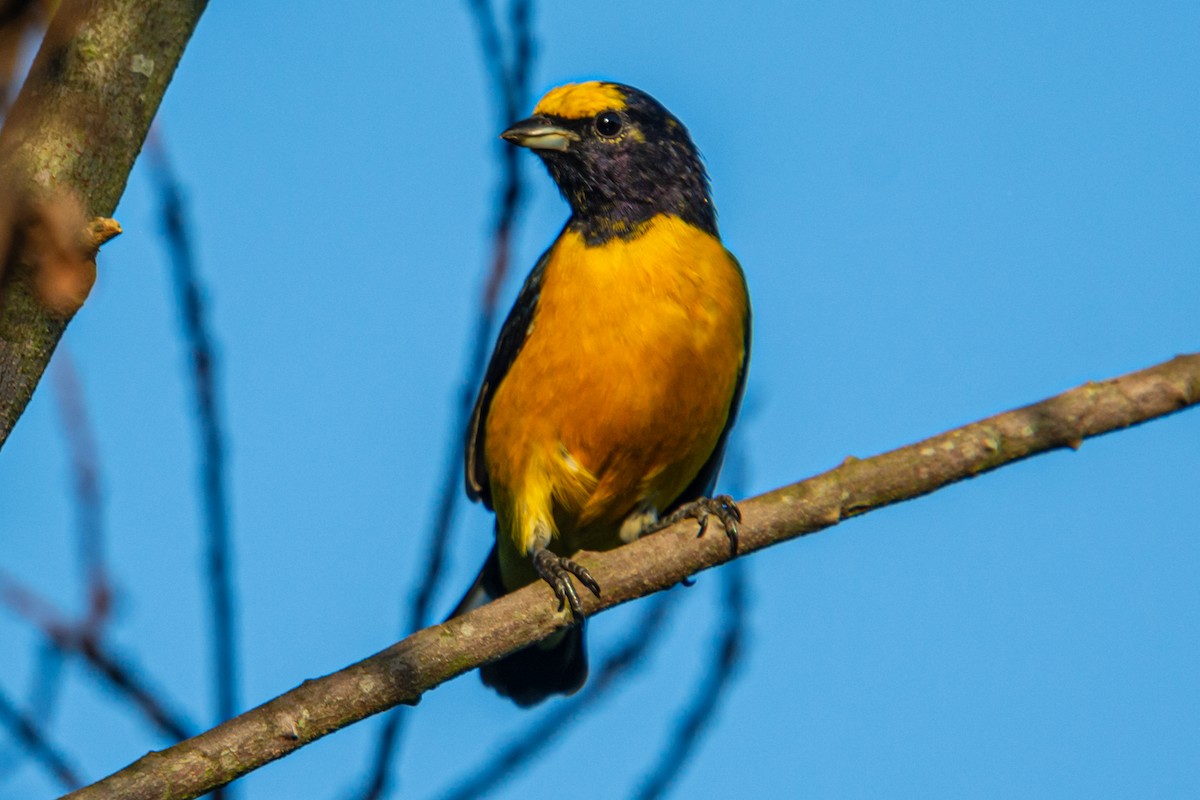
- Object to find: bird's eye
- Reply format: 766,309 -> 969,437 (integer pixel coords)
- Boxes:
594,111 -> 623,138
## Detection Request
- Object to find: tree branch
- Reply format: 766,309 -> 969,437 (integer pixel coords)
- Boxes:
0,0 -> 208,449
64,353 -> 1200,800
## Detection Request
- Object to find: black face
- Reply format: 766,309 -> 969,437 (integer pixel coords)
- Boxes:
532,87 -> 716,245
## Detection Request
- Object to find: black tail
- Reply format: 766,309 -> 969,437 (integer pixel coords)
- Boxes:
450,544 -> 589,707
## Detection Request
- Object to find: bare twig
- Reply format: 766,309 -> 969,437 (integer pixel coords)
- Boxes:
470,0 -> 534,314
63,354 -> 1200,800
350,3 -> 536,798
0,684 -> 81,790
635,562 -> 745,800
0,643 -> 64,785
634,410 -> 756,798
0,571 -> 196,742
0,348 -> 110,788
432,591 -> 681,800
51,349 -> 113,635
144,131 -> 239,741
75,637 -> 196,743
0,348 -> 108,783
26,641 -> 65,724
0,0 -> 46,118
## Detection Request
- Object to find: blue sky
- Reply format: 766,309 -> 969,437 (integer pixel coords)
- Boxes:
2,2 -> 1198,798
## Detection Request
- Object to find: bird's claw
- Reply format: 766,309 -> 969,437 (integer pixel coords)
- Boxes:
648,494 -> 741,555
532,548 -> 601,618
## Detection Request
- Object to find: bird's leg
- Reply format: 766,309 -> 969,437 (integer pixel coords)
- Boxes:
619,502 -> 660,543
643,494 -> 741,555
531,547 -> 601,618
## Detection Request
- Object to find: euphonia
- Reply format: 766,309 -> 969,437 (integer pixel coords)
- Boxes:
453,81 -> 751,706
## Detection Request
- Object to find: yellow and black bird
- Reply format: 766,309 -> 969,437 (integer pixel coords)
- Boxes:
453,81 -> 751,706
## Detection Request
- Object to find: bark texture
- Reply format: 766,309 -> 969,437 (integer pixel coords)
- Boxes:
0,0 -> 208,449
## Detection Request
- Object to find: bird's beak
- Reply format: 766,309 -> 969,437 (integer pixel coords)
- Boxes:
500,117 -> 579,152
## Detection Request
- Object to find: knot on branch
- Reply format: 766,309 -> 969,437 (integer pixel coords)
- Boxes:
1,191 -> 121,317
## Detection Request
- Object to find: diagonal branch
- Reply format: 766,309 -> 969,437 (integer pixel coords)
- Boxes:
64,353 -> 1200,800
634,561 -> 745,800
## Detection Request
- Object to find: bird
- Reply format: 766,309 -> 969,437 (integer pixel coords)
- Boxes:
452,81 -> 751,706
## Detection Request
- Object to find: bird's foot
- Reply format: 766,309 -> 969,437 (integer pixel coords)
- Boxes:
644,495 -> 741,555
531,548 -> 601,618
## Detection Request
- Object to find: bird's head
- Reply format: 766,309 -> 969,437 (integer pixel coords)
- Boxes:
502,81 -> 716,243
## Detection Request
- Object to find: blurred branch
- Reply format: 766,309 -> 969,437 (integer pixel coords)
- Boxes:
0,642 -> 64,785
0,570 -> 197,742
0,684 -> 81,790
0,0 -> 208,450
351,2 -> 535,798
432,591 -> 680,800
469,0 -> 534,313
145,130 -> 240,743
75,636 -> 196,743
633,406 -> 755,798
0,0 -> 46,119
0,348 -> 110,788
64,353 -> 1200,800
25,641 -> 65,724
51,349 -> 113,636
635,562 -> 745,800
0,348 -> 111,785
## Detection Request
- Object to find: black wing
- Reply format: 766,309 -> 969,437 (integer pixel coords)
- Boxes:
464,245 -> 555,509
668,262 -> 752,510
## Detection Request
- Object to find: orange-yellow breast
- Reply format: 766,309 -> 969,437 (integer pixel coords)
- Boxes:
483,214 -> 748,565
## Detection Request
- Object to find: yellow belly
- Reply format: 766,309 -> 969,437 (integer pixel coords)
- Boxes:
484,214 -> 748,576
